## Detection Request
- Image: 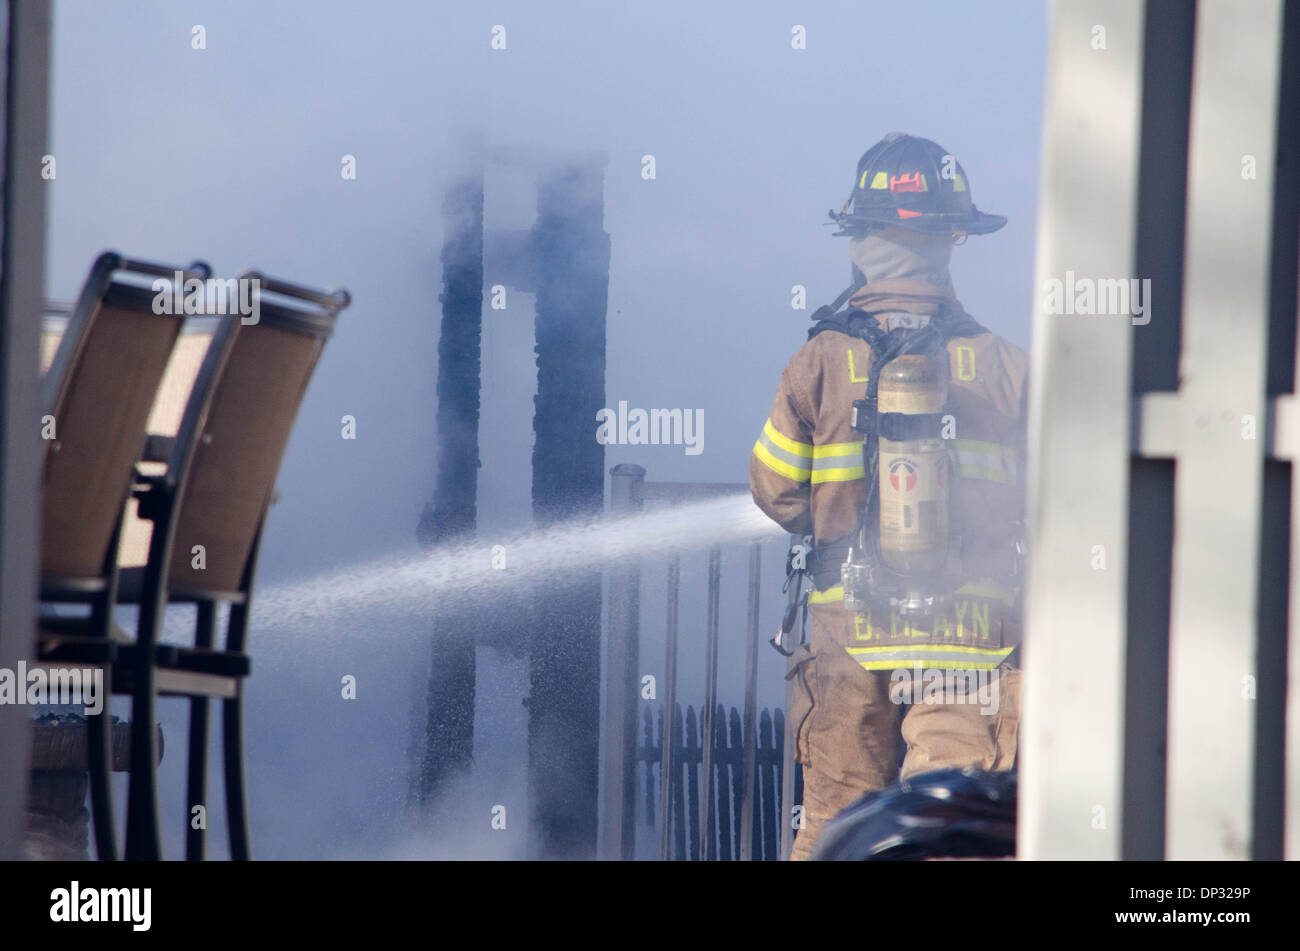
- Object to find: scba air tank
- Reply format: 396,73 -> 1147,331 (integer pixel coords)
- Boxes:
876,351 -> 949,576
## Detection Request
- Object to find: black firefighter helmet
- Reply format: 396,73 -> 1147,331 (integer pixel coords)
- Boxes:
829,133 -> 1006,238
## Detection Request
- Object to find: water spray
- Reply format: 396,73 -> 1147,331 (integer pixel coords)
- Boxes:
251,492 -> 781,642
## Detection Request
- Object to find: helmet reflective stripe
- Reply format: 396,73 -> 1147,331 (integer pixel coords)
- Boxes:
831,133 -> 1006,237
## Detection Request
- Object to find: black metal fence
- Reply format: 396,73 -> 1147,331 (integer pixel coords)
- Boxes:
602,465 -> 801,860
637,702 -> 799,861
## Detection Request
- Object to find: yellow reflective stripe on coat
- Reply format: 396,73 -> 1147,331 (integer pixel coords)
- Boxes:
808,585 -> 844,605
763,419 -> 813,457
951,438 -> 1017,485
845,643 -> 1014,670
954,581 -> 1016,607
813,584 -> 1012,608
810,441 -> 864,484
753,419 -> 812,482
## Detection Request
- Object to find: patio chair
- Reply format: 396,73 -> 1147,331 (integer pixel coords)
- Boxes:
36,252 -> 211,861
112,270 -> 350,860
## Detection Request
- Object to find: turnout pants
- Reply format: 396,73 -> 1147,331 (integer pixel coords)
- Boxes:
787,601 -> 1021,861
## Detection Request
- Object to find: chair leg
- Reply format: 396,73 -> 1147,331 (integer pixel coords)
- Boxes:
186,696 -> 210,860
87,591 -> 118,860
186,601 -> 215,861
86,684 -> 117,861
125,513 -> 174,861
223,602 -> 252,860
124,665 -> 162,861
222,693 -> 250,861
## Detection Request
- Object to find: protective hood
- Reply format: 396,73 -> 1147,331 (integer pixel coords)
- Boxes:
848,230 -> 955,297
843,231 -> 970,331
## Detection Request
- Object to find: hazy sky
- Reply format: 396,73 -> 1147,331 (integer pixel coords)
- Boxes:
46,0 -> 1046,858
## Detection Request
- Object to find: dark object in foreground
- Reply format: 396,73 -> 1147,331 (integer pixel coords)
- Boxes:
810,767 -> 1017,861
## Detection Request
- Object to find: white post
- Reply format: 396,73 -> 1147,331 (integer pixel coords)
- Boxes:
0,0 -> 51,861
1020,0 -> 1145,860
1165,0 -> 1284,860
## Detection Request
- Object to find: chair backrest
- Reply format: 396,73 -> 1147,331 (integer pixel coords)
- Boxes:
165,272 -> 349,597
40,253 -> 209,581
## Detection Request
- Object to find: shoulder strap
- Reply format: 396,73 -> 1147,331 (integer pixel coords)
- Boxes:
807,283 -> 857,324
807,290 -> 988,348
931,305 -> 989,340
807,288 -> 892,353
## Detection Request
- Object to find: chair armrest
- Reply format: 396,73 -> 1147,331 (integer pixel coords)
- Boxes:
131,470 -> 165,492
40,576 -> 108,601
36,630 -> 120,664
131,472 -> 173,522
140,434 -> 175,463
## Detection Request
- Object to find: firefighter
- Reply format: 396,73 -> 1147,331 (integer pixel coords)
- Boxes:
750,133 -> 1029,860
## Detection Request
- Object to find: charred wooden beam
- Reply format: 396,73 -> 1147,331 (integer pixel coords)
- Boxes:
415,173 -> 484,806
528,159 -> 609,858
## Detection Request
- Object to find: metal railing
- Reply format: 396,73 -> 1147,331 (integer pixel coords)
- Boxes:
638,702 -> 791,861
600,463 -> 795,860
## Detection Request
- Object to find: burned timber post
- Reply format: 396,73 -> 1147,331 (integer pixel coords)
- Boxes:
417,151 -> 609,859
415,173 -> 483,805
528,160 -> 609,859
